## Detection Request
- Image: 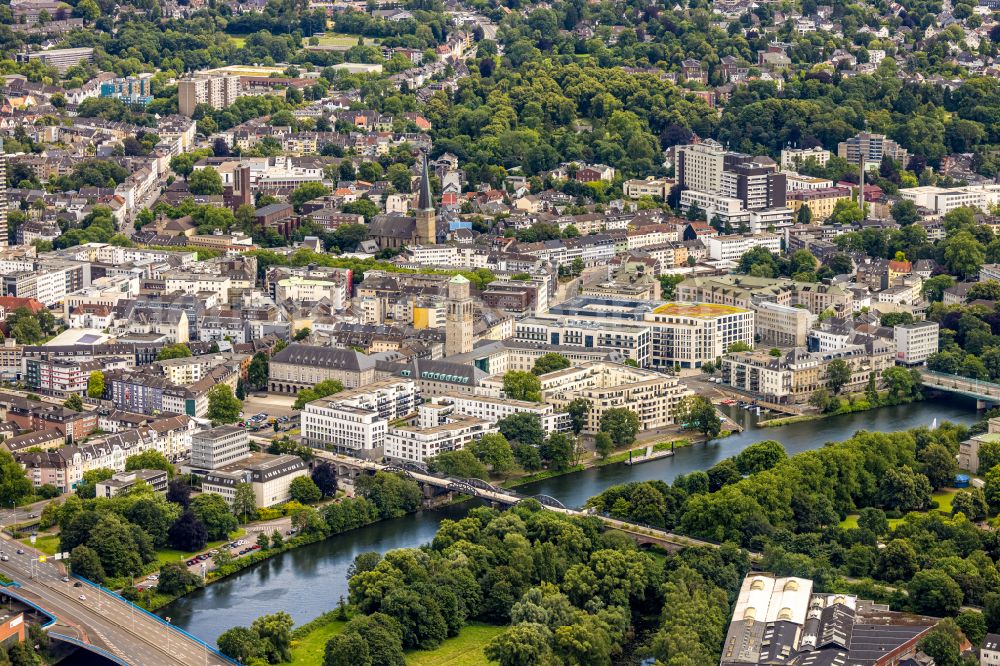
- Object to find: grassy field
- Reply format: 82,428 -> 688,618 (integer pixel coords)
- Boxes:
315,32 -> 378,47
839,489 -> 960,529
287,620 -> 501,665
290,618 -> 347,664
406,624 -> 503,666
21,533 -> 60,556
229,36 -> 246,47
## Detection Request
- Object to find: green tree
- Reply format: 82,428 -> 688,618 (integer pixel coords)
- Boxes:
908,569 -> 964,615
825,359 -> 851,394
290,183 -> 331,212
566,398 -> 591,435
293,379 -> 344,410
796,204 -> 813,225
917,618 -> 965,666
233,482 -> 257,523
324,633 -> 371,666
64,394 -> 83,411
156,562 -> 199,595
918,443 -> 958,490
540,433 -> 575,471
502,371 -> 542,402
942,230 -> 986,280
125,450 -> 174,477
188,167 -> 224,195
191,493 -> 238,541
248,352 -> 269,389
87,371 -> 104,399
468,433 -> 516,476
600,408 -> 640,447
891,199 -> 921,225
290,476 -> 323,504
985,465 -> 1000,513
595,432 -> 614,459
922,274 -> 955,302
312,462 -> 337,497
531,352 -> 570,376
497,414 -> 544,447
69,544 -> 105,583
977,440 -> 1000,474
251,612 -> 294,663
956,609 -> 987,647
428,450 -> 488,479
734,440 -> 787,475
675,396 -> 722,439
951,488 -> 989,521
217,626 -> 261,663
355,472 -> 422,519
207,384 -> 242,425
74,468 -> 113,499
11,315 -> 42,344
156,343 -> 192,361
485,623 -> 553,666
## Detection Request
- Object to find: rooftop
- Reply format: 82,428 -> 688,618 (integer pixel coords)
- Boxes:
651,302 -> 748,317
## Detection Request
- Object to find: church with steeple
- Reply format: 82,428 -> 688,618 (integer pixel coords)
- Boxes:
368,153 -> 438,250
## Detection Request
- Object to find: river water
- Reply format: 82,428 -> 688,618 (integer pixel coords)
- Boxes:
158,396 -> 978,645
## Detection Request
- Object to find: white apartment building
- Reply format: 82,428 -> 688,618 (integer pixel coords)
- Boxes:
899,185 -> 1000,214
705,233 -> 782,262
300,379 -> 416,459
427,393 -> 568,434
784,173 -> 834,191
514,316 -> 653,367
679,189 -> 749,225
275,276 -> 348,309
676,141 -> 728,193
893,321 -> 939,366
163,271 -> 233,303
780,147 -> 831,171
644,302 -> 755,369
540,362 -> 693,433
384,407 -> 494,464
623,177 -> 672,200
755,301 -> 814,347
63,275 -> 140,318
190,425 -> 249,470
626,225 -> 681,250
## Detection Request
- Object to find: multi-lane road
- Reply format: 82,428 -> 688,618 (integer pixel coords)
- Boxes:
0,536 -> 234,666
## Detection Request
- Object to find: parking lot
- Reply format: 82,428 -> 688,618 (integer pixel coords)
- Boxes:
243,394 -> 299,419
238,410 -> 297,435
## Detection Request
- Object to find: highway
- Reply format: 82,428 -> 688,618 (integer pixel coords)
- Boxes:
0,535 -> 234,666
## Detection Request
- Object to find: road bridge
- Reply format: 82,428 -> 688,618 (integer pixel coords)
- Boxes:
0,535 -> 237,666
919,370 -> 1000,408
314,451 -> 750,556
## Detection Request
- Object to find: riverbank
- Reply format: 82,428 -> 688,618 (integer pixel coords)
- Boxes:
758,392 -> 925,427
162,397 -> 980,644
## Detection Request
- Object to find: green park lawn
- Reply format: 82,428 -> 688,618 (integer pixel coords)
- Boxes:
20,533 -> 60,556
406,624 -> 503,666
229,36 -> 246,47
288,620 -> 501,665
839,488 -> 959,529
315,33 -> 378,47
290,618 -> 347,664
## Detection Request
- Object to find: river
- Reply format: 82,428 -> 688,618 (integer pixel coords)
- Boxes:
156,396 -> 977,645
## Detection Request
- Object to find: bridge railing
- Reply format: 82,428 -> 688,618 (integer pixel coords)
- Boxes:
922,370 -> 1000,395
48,632 -> 130,666
73,575 -> 241,666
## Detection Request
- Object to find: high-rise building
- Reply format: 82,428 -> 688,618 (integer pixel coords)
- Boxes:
0,139 -> 7,248
178,73 -> 240,117
445,274 -> 474,357
676,140 -> 748,194
414,153 -> 436,245
720,157 -> 787,210
837,132 -> 909,171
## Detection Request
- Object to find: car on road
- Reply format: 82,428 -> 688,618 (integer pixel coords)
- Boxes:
16,549 -> 24,555
61,576 -> 70,582
73,582 -> 82,587
1,555 -> 9,562
29,513 -> 37,518
78,595 -> 86,600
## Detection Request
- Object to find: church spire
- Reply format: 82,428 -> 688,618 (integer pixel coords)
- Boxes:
417,152 -> 433,211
